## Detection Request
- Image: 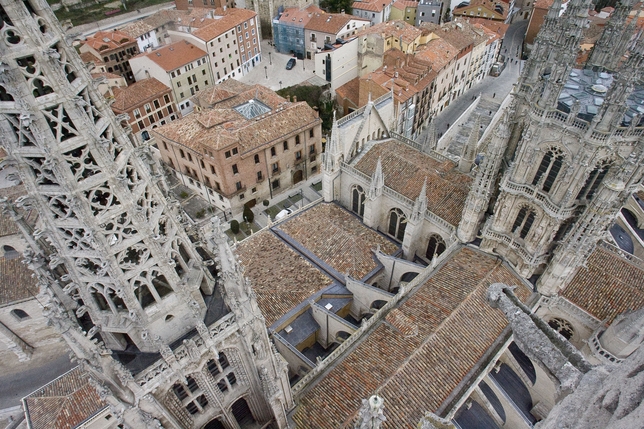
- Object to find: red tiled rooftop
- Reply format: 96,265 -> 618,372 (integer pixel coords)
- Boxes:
193,8 -> 257,41
0,256 -> 38,306
236,230 -> 333,326
353,139 -> 472,226
278,203 -> 399,279
83,30 -> 135,52
293,247 -> 532,428
562,245 -> 644,324
111,78 -> 171,111
24,367 -> 107,429
136,40 -> 206,71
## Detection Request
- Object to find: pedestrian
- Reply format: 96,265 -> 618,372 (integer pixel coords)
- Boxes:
489,111 -> 492,115
493,93 -> 496,98
446,123 -> 450,129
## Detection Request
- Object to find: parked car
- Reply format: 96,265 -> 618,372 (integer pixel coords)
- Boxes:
286,58 -> 296,70
490,61 -> 506,77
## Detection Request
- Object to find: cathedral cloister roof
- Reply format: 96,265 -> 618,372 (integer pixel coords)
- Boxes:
562,243 -> 644,324
235,203 -> 400,327
293,247 -> 533,428
353,139 -> 472,226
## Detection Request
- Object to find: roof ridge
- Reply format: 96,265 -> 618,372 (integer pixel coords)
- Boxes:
370,255 -> 502,398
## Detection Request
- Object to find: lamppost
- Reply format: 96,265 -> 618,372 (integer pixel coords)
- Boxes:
269,52 -> 272,65
279,81 -> 282,89
264,65 -> 267,79
302,58 -> 305,72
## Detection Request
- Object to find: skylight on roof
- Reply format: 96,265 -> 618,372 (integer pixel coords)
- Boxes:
234,99 -> 271,119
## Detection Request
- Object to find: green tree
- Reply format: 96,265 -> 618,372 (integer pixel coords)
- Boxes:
230,220 -> 240,234
320,0 -> 353,13
243,204 -> 255,223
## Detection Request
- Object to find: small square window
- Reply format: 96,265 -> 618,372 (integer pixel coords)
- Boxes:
225,150 -> 231,158
232,147 -> 238,155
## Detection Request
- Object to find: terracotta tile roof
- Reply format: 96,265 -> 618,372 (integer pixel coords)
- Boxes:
562,245 -> 644,324
119,20 -> 154,39
193,78 -> 254,108
79,52 -> 104,66
193,8 -> 257,41
352,0 -> 389,12
91,71 -> 123,80
0,256 -> 39,306
453,0 -> 510,19
359,20 -> 422,44
335,77 -> 360,106
415,38 -> 458,70
420,21 -> 485,51
141,8 -> 217,30
279,4 -> 324,27
465,17 -> 509,38
83,30 -> 135,53
278,203 -> 399,279
353,139 -> 472,226
154,85 -> 320,155
306,12 -> 369,34
293,247 -> 532,428
23,367 -> 107,429
236,230 -> 333,326
135,40 -> 206,72
392,0 -> 419,10
111,78 -> 171,112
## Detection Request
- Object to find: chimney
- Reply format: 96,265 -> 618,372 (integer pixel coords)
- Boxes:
293,95 -> 297,102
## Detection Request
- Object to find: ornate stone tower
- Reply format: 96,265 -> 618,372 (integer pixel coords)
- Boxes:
472,0 -> 644,286
0,0 -> 291,427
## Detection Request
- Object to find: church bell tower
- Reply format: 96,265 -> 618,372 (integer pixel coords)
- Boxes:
473,0 -> 644,289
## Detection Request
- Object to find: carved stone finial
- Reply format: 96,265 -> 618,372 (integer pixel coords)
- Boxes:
417,412 -> 456,429
354,395 -> 386,429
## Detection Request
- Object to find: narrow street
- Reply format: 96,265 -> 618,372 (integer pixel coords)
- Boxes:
418,19 -> 528,155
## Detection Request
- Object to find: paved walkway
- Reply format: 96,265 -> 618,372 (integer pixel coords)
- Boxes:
238,40 -> 320,91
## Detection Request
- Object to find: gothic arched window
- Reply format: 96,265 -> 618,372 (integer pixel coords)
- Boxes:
532,147 -> 564,193
388,208 -> 407,241
351,185 -> 365,217
512,206 -> 536,239
577,160 -> 611,201
548,317 -> 574,340
206,353 -> 237,394
172,377 -> 209,415
426,234 -> 446,260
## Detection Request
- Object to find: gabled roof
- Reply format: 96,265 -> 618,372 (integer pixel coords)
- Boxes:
392,0 -> 420,11
278,4 -> 324,27
0,256 -> 38,306
119,20 -> 155,39
353,139 -> 471,226
135,40 -> 206,71
352,0 -> 390,12
562,243 -> 644,324
192,8 -> 257,41
305,12 -> 369,34
415,37 -> 458,70
293,247 -> 533,428
358,20 -> 423,44
23,367 -> 107,429
111,78 -> 171,112
83,30 -> 135,53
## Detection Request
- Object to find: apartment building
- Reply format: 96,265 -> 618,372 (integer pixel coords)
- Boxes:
129,40 -> 212,116
415,37 -> 457,113
416,0 -> 443,25
314,37 -> 361,93
273,4 -> 322,59
304,12 -> 370,59
111,78 -> 180,142
357,20 -> 424,75
80,30 -> 139,84
152,81 -> 323,215
352,0 -> 395,25
390,0 -> 419,26
120,20 -> 160,52
190,8 -> 261,81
